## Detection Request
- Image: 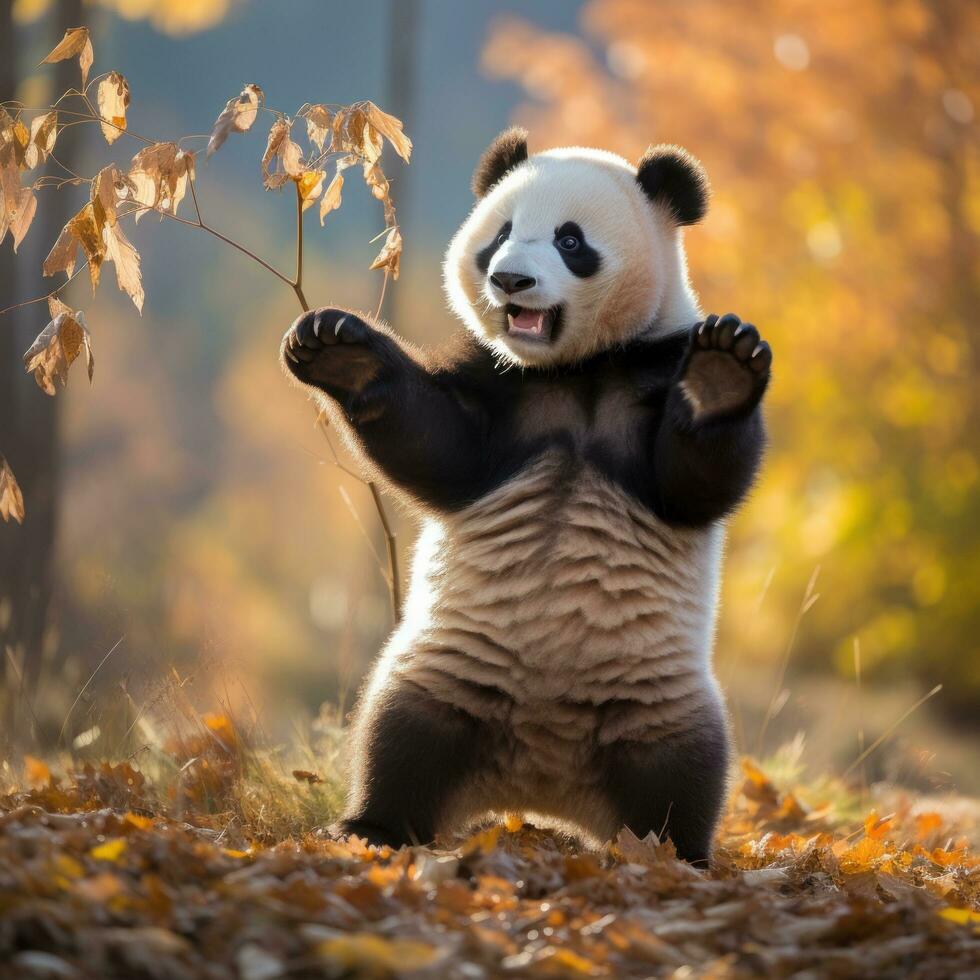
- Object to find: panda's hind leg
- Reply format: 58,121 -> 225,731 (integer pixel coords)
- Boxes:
597,707 -> 731,867
337,679 -> 491,849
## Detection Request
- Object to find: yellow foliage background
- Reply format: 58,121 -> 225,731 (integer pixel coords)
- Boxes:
480,0 -> 979,715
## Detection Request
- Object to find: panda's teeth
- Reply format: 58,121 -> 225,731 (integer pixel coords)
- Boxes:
507,306 -> 555,342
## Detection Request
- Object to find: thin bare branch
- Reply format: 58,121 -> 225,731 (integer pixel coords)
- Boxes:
317,416 -> 401,624
187,171 -> 204,224
293,181 -> 309,311
115,199 -> 296,288
375,267 -> 391,320
369,480 -> 402,621
0,261 -> 90,319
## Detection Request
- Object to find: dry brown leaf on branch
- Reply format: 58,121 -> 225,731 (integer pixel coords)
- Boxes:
261,118 -> 305,190
96,72 -> 131,145
0,127 -> 38,251
92,164 -> 137,226
41,27 -> 94,89
25,111 -> 58,168
103,220 -> 144,312
127,143 -> 194,221
0,184 -> 37,253
0,114 -> 31,170
364,102 -> 413,162
297,168 -> 326,211
329,103 -> 412,163
328,107 -> 374,162
44,174 -> 145,311
0,455 -> 25,524
90,165 -> 146,310
362,160 -> 390,203
206,83 -> 264,158
47,294 -> 73,319
43,201 -> 104,287
369,225 -> 403,280
301,104 -> 333,152
23,308 -> 94,396
1,108 -> 21,153
319,170 -> 344,225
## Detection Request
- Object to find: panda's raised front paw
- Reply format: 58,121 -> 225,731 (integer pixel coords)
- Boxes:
282,307 -> 386,394
679,313 -> 772,421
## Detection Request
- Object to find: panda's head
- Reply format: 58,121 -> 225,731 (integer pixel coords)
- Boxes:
444,128 -> 710,368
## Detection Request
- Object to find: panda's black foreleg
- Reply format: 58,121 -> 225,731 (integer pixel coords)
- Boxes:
598,710 -> 730,866
652,313 -> 772,526
282,307 -> 492,510
336,681 -> 488,849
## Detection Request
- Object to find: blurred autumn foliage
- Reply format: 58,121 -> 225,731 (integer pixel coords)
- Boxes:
1,19 -> 409,702
483,0 -> 980,712
14,0 -> 237,37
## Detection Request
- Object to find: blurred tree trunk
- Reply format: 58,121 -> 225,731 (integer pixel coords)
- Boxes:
0,0 -> 82,716
380,0 -> 419,328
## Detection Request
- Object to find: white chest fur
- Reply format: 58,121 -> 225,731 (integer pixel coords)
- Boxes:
376,453 -> 725,752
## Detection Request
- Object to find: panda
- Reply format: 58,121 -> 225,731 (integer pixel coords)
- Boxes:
281,128 -> 772,865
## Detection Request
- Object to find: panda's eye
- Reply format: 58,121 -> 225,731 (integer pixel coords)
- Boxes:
496,232 -> 508,246
558,234 -> 580,252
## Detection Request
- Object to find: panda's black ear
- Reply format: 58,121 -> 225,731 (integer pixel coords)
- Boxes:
636,145 -> 710,226
472,127 -> 529,198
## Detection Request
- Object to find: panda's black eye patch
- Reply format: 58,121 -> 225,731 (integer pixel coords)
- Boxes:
554,222 -> 600,278
476,221 -> 511,273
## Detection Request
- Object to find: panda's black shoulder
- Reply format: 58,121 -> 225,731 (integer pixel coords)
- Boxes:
424,329 -> 523,402
609,328 -> 690,393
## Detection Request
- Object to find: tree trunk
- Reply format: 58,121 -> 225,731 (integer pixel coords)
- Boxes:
0,0 -> 83,725
381,0 -> 420,327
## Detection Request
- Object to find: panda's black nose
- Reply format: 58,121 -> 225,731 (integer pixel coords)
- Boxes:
490,271 -> 536,294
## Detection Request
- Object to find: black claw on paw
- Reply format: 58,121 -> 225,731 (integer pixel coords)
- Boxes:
682,313 -> 772,420
281,307 -> 386,395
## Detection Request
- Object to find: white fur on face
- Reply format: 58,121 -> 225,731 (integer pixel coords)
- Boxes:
444,146 -> 701,367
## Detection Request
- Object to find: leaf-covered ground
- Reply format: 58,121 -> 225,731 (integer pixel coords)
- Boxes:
1,727 -> 978,979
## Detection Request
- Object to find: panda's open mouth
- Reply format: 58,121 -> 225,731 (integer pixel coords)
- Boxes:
505,304 -> 562,344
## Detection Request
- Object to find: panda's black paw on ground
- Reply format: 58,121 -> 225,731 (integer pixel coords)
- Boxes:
281,307 -> 387,394
679,313 -> 772,420
326,819 -> 409,850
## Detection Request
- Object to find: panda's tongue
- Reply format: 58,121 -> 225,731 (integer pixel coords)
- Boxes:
508,308 -> 546,335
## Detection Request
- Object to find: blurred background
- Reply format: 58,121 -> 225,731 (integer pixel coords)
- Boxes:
1,0 -> 977,793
